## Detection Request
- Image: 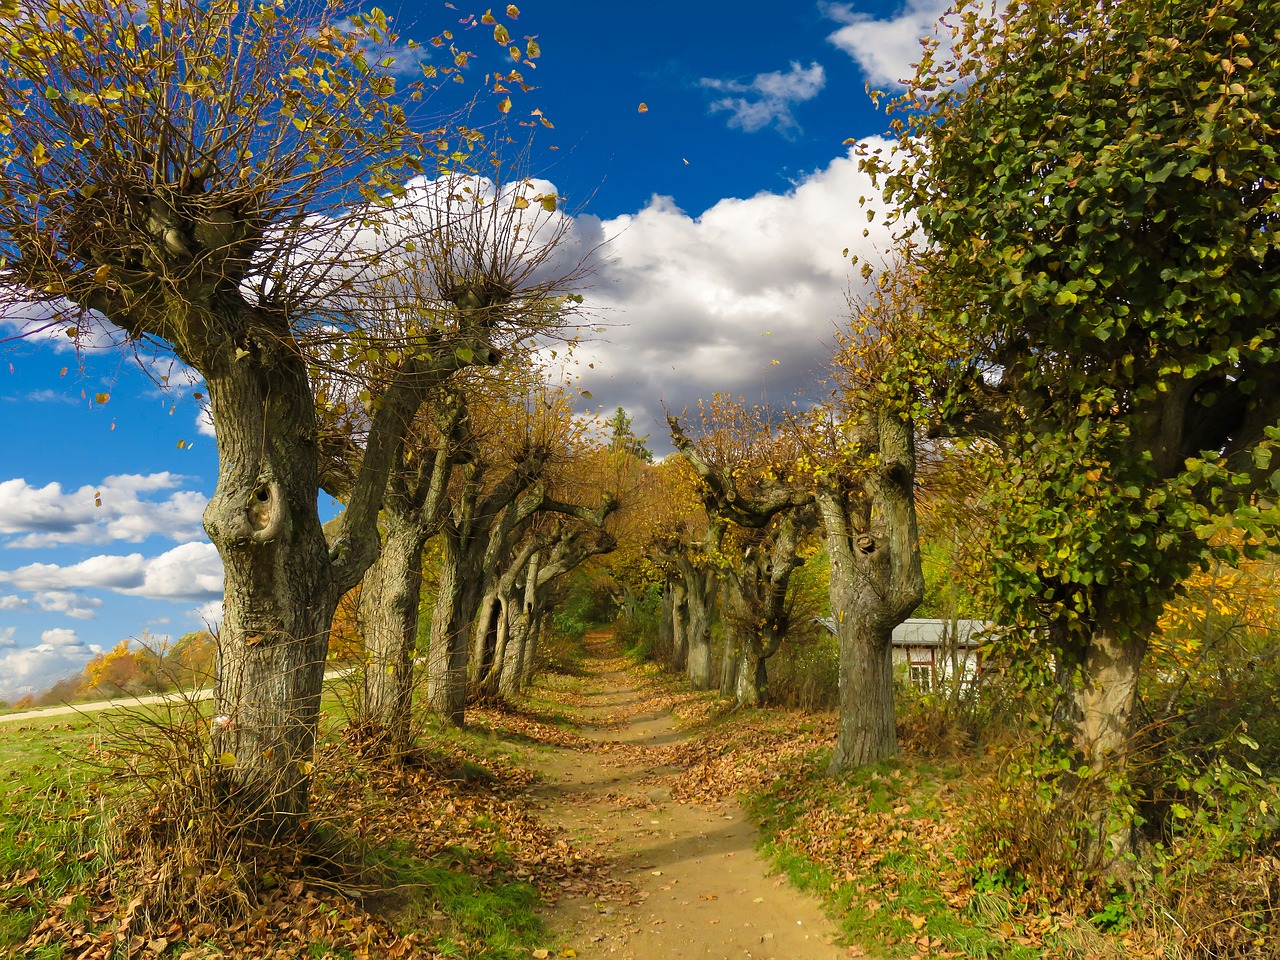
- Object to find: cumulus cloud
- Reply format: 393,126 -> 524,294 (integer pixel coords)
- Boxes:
0,626 -> 15,648
0,541 -> 223,603
567,141 -> 898,449
0,642 -> 96,701
823,0 -> 950,89
701,61 -> 826,134
34,590 -> 102,620
0,472 -> 207,548
0,595 -> 28,611
40,627 -> 81,646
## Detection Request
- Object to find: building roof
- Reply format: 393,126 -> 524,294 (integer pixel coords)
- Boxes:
815,617 -> 990,648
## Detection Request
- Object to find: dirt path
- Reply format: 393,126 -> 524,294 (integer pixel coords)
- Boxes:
519,633 -> 849,960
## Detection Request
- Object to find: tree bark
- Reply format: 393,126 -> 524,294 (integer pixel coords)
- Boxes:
354,515 -> 425,755
200,315 -> 341,834
1070,618 -> 1150,872
819,410 -> 924,774
668,577 -> 689,673
681,563 -> 717,690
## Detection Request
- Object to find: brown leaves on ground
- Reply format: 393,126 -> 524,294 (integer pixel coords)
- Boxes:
12,729 -> 628,959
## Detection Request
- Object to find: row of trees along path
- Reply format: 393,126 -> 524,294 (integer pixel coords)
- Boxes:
517,630 -> 847,960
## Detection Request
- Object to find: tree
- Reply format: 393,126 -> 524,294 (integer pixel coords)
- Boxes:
667,399 -> 816,706
872,0 -> 1280,869
0,0 -> 548,834
608,406 -> 653,463
804,264 -> 939,771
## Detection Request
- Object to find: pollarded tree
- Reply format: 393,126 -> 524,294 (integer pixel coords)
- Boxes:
871,0 -> 1280,869
667,399 -> 816,706
0,0 -> 547,833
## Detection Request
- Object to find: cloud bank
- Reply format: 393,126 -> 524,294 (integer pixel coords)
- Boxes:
566,141 -> 898,446
0,472 -> 207,548
823,0 -> 950,89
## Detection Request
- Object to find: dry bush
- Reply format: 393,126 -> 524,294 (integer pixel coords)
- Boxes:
93,695 -> 368,936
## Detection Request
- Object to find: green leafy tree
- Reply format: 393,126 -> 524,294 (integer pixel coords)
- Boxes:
608,406 -> 654,463
0,0 -> 540,834
870,0 -> 1280,870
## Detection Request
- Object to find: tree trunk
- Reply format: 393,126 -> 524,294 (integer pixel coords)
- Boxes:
657,580 -> 676,665
355,516 -> 425,756
684,569 -> 716,691
1071,619 -> 1150,872
819,410 -> 924,775
520,613 -> 544,685
828,618 -> 897,768
719,628 -> 739,697
469,586 -> 500,685
502,550 -> 540,697
669,578 -> 689,673
734,646 -> 768,707
203,339 -> 338,835
427,531 -> 476,725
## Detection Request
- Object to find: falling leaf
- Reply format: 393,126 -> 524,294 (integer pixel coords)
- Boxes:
637,102 -> 648,112
506,4 -> 520,16
94,392 -> 109,404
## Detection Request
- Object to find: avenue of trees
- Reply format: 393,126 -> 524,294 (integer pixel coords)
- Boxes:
2,0 -> 1278,938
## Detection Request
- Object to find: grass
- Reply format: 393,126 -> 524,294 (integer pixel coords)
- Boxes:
743,750 -> 1063,959
0,678 -> 559,959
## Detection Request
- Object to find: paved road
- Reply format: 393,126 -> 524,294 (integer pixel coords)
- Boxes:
0,667 -> 355,725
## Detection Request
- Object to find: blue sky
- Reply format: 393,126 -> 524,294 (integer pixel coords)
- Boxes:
0,0 -> 949,699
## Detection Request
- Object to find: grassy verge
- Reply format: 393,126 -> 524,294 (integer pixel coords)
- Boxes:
742,748 -> 1125,960
0,683 -> 570,959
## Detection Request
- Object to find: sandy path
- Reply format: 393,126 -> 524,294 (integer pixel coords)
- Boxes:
522,634 -> 848,960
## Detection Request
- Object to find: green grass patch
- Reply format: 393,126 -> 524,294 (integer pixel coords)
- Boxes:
367,842 -> 543,959
744,749 -> 1067,959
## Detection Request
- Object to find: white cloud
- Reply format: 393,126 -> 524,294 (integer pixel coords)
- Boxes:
40,627 -> 81,646
567,142 -> 898,446
0,626 -> 15,648
0,541 -> 223,603
34,590 -> 102,620
0,643 -> 95,701
701,61 -> 826,134
823,0 -> 950,89
0,595 -> 28,611
190,599 -> 224,629
123,542 -> 224,602
0,472 -> 207,548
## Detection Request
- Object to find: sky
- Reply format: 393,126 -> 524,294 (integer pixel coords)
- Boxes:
0,0 -> 951,700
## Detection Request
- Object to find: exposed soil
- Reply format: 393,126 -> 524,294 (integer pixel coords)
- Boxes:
511,632 -> 850,960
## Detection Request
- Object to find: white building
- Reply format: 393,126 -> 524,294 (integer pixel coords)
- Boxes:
817,617 -> 990,692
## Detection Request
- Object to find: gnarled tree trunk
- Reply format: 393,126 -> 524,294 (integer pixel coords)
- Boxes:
819,410 -> 924,774
354,516 -> 426,755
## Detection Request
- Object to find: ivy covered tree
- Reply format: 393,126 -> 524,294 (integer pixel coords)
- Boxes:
0,0 -> 552,834
872,0 -> 1280,870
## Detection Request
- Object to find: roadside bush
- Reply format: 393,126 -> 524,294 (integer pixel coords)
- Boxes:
615,583 -> 662,659
765,626 -> 839,710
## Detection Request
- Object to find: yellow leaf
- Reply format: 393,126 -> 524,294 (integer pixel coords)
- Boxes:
637,102 -> 648,113
94,392 -> 110,404
532,951 -> 549,959
217,752 -> 237,768
506,4 -> 520,17
497,96 -> 512,113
